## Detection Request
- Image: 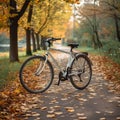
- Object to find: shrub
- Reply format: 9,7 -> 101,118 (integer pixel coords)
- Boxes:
101,40 -> 120,63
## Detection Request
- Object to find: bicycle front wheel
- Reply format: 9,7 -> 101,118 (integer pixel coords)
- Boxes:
19,56 -> 54,93
69,54 -> 92,90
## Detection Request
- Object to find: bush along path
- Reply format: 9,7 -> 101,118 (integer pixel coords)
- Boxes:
0,49 -> 120,120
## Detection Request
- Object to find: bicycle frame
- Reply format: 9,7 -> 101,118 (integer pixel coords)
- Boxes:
45,47 -> 75,77
36,44 -> 88,78
19,38 -> 92,93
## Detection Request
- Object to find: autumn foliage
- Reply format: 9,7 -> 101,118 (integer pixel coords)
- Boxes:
91,55 -> 120,93
0,52 -> 120,119
64,0 -> 80,4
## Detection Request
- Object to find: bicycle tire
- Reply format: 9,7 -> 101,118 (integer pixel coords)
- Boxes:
19,55 -> 54,93
69,54 -> 92,90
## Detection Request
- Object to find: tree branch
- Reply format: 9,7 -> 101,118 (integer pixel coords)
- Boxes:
17,0 -> 31,20
38,0 -> 50,34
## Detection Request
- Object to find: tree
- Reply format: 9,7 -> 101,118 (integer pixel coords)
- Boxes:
0,1 -> 8,28
63,0 -> 80,4
31,29 -> 37,52
17,0 -> 71,53
35,0 -> 51,50
9,0 -> 31,62
30,0 -> 72,49
75,0 -> 102,48
100,0 -> 120,42
26,2 -> 33,55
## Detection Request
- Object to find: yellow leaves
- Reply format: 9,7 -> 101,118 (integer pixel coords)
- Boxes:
47,114 -> 56,118
65,107 -> 75,112
34,0 -> 40,4
24,22 -> 31,29
0,13 -> 8,27
14,88 -> 21,95
1,92 -> 8,98
0,73 -> 28,118
31,0 -> 72,36
54,111 -> 63,115
44,105 -> 75,118
90,54 -> 120,94
9,13 -> 18,18
0,0 -> 8,4
64,0 -> 80,4
41,106 -> 47,110
0,100 -> 6,107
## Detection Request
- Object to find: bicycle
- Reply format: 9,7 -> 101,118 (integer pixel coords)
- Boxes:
19,37 -> 92,93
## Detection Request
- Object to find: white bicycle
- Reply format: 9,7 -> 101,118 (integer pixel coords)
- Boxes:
19,37 -> 92,93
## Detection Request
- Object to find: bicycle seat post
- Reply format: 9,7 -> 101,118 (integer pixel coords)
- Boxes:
68,43 -> 79,52
70,47 -> 73,52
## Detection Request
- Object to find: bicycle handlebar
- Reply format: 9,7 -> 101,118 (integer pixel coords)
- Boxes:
46,37 -> 61,42
45,37 -> 61,48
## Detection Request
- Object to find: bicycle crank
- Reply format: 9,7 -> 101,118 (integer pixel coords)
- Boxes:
59,71 -> 67,81
55,71 -> 68,86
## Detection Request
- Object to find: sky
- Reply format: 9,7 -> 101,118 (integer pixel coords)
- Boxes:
69,0 -> 99,22
79,0 -> 99,6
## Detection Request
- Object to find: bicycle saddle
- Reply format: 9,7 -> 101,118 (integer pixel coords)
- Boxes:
67,43 -> 79,48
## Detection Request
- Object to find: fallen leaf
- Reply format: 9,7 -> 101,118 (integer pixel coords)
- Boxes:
47,114 -> 56,118
65,107 -> 75,112
41,106 -> 47,110
55,112 -> 63,115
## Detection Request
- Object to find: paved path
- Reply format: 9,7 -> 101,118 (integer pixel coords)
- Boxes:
18,45 -> 120,120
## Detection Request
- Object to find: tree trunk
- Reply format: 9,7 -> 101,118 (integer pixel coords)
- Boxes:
9,0 -> 19,62
31,30 -> 37,52
9,0 -> 31,62
9,20 -> 19,62
36,33 -> 40,50
26,29 -> 32,55
95,30 -> 103,48
26,4 -> 33,55
92,33 -> 97,49
114,14 -> 120,42
41,36 -> 47,50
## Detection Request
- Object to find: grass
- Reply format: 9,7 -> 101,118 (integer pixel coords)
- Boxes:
0,56 -> 24,90
77,46 -> 102,55
0,50 -> 44,90
77,46 -> 120,64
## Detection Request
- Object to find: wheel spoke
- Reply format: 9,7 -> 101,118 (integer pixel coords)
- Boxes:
19,56 -> 53,93
70,54 -> 92,90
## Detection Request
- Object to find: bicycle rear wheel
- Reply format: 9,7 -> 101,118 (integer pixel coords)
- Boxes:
69,54 -> 92,90
19,56 -> 54,93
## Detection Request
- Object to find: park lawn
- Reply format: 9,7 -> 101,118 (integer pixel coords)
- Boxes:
0,50 -> 44,90
0,55 -> 25,90
77,46 -> 120,64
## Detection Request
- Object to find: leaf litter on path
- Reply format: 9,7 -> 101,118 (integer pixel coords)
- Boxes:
0,51 -> 120,119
